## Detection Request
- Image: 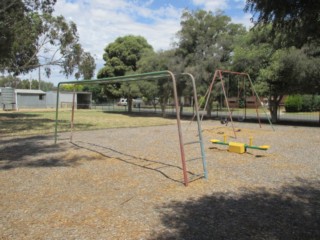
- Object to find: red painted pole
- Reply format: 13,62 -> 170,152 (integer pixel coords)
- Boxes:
70,88 -> 76,142
219,70 -> 237,138
167,71 -> 189,186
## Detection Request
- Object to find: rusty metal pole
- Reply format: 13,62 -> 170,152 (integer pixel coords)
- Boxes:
70,87 -> 76,142
201,70 -> 219,121
219,70 -> 237,139
167,71 -> 189,186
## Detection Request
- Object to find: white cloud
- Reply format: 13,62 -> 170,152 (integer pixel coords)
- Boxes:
46,0 -> 183,84
36,0 -> 252,85
231,13 -> 253,29
192,0 -> 228,10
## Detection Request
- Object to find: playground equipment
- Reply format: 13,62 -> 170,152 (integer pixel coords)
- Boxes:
54,71 -> 207,186
199,70 -> 274,138
210,135 -> 270,154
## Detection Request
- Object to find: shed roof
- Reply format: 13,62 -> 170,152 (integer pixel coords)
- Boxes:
47,91 -> 91,94
14,89 -> 46,94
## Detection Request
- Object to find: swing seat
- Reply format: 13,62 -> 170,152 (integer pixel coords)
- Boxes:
220,118 -> 228,125
238,116 -> 245,121
258,145 -> 270,150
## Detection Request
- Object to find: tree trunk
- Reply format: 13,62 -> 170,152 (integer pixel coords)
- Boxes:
161,103 -> 166,117
179,99 -> 184,115
206,101 -> 212,118
128,97 -> 133,112
268,95 -> 283,123
159,97 -> 167,117
269,102 -> 278,123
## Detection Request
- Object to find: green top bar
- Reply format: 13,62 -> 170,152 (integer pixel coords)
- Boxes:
57,71 -> 171,87
55,71 -> 173,144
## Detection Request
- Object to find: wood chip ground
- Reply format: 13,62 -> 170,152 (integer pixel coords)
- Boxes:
1,121 -> 319,239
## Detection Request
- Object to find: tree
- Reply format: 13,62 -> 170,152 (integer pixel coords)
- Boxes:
232,26 -> 320,122
175,10 -> 246,116
76,52 -> 96,80
137,49 -> 181,116
0,0 -> 95,79
98,35 -> 153,78
0,75 -> 54,91
245,0 -> 320,47
97,35 -> 153,112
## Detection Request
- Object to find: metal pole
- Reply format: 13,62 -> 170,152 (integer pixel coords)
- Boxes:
38,66 -> 41,90
54,83 -> 61,144
201,70 -> 218,121
246,74 -> 275,131
54,71 -> 191,186
70,87 -> 76,142
183,73 -> 208,180
219,70 -> 237,138
167,71 -> 189,186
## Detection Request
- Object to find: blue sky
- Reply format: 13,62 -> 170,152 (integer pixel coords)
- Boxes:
37,0 -> 253,85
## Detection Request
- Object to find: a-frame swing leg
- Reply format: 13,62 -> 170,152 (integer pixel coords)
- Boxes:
218,70 -> 237,138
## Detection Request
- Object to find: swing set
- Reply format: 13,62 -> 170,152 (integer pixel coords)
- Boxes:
54,71 -> 207,186
200,70 -> 274,138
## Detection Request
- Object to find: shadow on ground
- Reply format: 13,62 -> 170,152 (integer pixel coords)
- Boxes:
71,141 -> 198,185
151,178 -> 320,240
0,136 -> 81,170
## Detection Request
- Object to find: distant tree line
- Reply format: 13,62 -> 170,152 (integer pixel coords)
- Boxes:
0,75 -> 54,91
94,2 -> 319,122
2,1 -> 319,122
0,0 -> 96,80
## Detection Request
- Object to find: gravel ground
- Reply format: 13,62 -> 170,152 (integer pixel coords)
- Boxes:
0,121 -> 319,239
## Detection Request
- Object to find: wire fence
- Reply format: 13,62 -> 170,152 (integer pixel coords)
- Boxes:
1,100 -> 319,126
89,101 -> 320,126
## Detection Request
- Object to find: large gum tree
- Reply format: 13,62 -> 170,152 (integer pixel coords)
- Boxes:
0,0 -> 95,79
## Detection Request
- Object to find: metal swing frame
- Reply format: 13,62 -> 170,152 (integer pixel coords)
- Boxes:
54,71 -> 207,186
201,70 -> 274,138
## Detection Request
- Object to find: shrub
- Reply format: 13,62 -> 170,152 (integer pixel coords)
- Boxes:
238,97 -> 245,108
301,95 -> 314,112
314,95 -> 320,111
285,95 -> 302,112
285,94 -> 320,112
199,96 -> 206,108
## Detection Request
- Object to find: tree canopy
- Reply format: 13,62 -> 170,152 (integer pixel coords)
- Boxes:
97,35 -> 154,112
0,0 -> 95,79
176,10 -> 246,87
0,75 -> 54,91
245,0 -> 320,47
232,24 -> 320,122
97,35 -> 153,78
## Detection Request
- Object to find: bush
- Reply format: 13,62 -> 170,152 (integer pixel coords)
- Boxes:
238,97 -> 245,108
285,94 -> 320,112
301,95 -> 318,112
199,96 -> 206,108
314,95 -> 320,111
285,95 -> 302,112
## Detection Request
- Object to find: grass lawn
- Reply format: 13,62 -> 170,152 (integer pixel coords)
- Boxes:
0,109 -> 176,137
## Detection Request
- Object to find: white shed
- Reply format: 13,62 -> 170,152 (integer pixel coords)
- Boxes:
46,91 -> 92,109
0,88 -> 46,110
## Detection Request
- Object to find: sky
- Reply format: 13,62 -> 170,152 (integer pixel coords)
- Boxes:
36,0 -> 253,86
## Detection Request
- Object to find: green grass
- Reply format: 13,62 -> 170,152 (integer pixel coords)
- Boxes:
0,109 -> 176,137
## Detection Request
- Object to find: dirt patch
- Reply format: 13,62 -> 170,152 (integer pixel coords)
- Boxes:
1,121 -> 319,239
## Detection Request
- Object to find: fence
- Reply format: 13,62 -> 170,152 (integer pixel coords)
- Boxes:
0,100 -> 319,126
89,101 -> 320,126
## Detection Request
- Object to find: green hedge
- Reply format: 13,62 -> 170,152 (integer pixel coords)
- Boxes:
285,94 -> 320,112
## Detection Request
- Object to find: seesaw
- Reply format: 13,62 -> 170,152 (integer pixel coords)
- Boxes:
210,135 -> 270,154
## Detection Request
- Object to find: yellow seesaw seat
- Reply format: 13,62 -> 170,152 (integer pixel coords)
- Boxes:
210,139 -> 270,153
258,145 -> 270,150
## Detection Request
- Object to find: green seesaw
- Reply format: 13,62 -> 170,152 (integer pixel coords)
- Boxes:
210,135 -> 270,154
